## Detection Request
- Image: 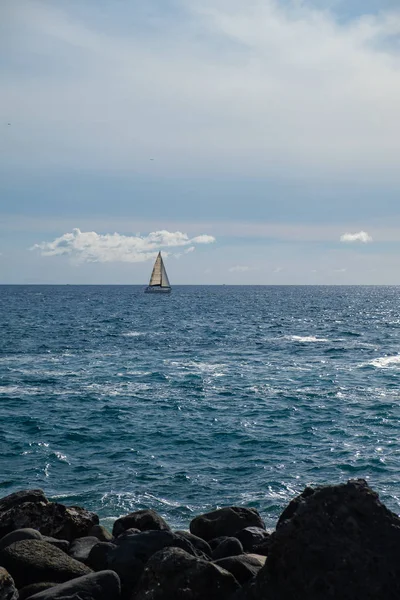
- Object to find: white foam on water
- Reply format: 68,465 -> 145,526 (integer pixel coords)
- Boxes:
289,335 -> 329,343
368,355 -> 400,368
121,331 -> 144,337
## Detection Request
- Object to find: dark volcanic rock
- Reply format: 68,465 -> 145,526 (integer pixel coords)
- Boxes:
0,567 -> 18,600
0,490 -> 47,513
235,527 -> 270,554
27,570 -> 121,600
174,531 -> 212,557
214,554 -> 266,585
254,479 -> 400,600
112,509 -> 170,537
190,507 -> 265,542
0,527 -> 43,550
108,529 -> 198,590
0,539 -> 92,588
88,542 -> 117,572
89,525 -> 114,542
0,491 -> 98,542
133,547 -> 240,600
211,537 -> 243,560
18,583 -> 56,600
69,536 -> 101,564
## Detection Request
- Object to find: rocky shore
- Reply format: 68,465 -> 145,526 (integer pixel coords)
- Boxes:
1,479 -> 400,599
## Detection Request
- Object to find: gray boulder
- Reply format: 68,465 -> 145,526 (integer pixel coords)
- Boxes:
41,537 -> 70,553
253,479 -> 400,600
174,530 -> 212,557
235,527 -> 270,554
108,529 -> 198,590
0,527 -> 42,550
27,570 -> 120,600
214,554 -> 266,585
211,537 -> 243,560
112,509 -> 170,537
133,546 -> 240,600
0,539 -> 92,588
190,507 -> 265,542
88,525 -> 113,543
0,567 -> 18,600
69,536 -> 100,564
87,542 -> 116,572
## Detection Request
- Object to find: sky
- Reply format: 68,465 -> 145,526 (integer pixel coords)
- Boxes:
1,0 -> 400,284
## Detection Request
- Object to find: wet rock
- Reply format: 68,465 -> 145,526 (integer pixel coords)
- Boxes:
89,525 -> 113,543
190,507 -> 265,542
0,539 -> 92,588
254,479 -> 400,600
214,554 -> 265,585
87,542 -> 116,572
0,496 -> 98,542
235,527 -> 270,554
112,510 -> 170,537
26,570 -> 120,600
114,529 -> 140,544
174,531 -> 212,557
0,490 -> 47,514
133,546 -> 240,600
18,583 -> 56,600
0,528 -> 42,550
69,536 -> 100,564
108,529 -> 198,590
0,567 -> 18,600
211,537 -> 243,560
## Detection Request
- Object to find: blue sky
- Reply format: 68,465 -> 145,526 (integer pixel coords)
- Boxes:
1,0 -> 400,284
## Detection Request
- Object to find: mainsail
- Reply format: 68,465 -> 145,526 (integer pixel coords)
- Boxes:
148,252 -> 171,289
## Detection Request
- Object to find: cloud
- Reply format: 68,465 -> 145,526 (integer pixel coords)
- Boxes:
32,228 -> 215,263
229,265 -> 256,272
340,231 -> 373,243
2,1 -> 400,180
184,246 -> 195,254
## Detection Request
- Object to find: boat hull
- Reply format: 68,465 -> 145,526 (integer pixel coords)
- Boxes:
144,286 -> 171,294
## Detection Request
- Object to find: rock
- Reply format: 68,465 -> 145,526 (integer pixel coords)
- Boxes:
0,539 -> 92,588
18,583 -> 56,600
235,527 -> 270,554
112,509 -> 170,537
87,542 -> 116,572
133,546 -> 240,600
190,507 -> 265,542
114,529 -> 140,543
89,525 -> 113,542
26,571 -> 120,600
254,479 -> 400,600
107,529 -> 198,590
0,490 -> 48,514
69,536 -> 100,564
0,528 -> 43,550
0,490 -> 99,541
41,537 -> 70,553
211,537 -> 243,560
208,536 -> 230,551
174,531 -> 212,557
214,554 -> 265,585
0,567 -> 18,600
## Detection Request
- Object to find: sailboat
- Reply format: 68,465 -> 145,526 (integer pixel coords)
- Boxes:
145,252 -> 171,293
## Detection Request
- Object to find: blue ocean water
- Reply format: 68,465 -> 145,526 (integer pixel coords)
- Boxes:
1,285 -> 400,529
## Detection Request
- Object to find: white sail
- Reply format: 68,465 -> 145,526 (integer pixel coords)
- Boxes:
161,260 -> 170,287
148,252 -> 171,289
149,253 -> 162,286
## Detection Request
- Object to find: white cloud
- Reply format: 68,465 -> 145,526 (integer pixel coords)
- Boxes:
229,265 -> 256,272
32,228 -> 215,263
184,246 -> 195,254
2,1 -> 400,179
340,231 -> 373,243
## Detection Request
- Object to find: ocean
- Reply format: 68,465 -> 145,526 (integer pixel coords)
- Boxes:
1,285 -> 400,530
